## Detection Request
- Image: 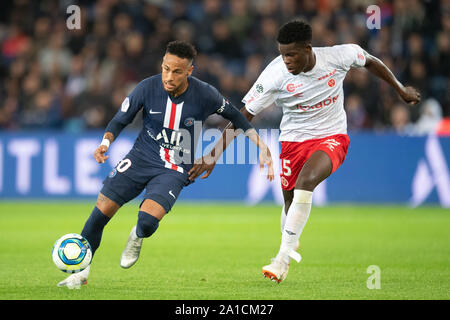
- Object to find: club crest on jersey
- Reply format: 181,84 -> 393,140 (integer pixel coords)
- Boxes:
256,84 -> 264,93
184,117 -> 194,126
328,79 -> 336,87
281,176 -> 289,187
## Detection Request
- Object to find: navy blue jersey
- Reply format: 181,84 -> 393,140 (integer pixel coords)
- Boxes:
106,74 -> 252,174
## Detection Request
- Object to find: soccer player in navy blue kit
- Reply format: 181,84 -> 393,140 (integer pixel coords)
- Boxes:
57,41 -> 274,289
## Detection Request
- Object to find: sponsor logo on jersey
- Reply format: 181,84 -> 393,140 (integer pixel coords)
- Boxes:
216,98 -> 228,114
318,69 -> 337,81
295,94 -> 339,111
147,129 -> 190,154
357,53 -> 365,60
286,83 -> 303,93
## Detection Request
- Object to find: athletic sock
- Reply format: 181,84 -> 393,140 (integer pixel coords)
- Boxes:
279,189 -> 313,263
81,206 -> 111,256
135,211 -> 159,238
280,204 -> 286,234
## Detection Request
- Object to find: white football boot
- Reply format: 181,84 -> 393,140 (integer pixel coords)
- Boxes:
262,256 -> 290,283
57,265 -> 90,289
262,242 -> 301,283
120,226 -> 143,269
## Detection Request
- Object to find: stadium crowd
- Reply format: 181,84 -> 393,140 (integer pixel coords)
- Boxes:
0,0 -> 448,134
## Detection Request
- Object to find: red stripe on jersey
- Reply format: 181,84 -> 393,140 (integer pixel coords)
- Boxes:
168,102 -> 177,129
164,148 -> 178,171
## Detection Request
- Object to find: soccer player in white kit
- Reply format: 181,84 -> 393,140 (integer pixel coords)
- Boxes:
189,20 -> 421,283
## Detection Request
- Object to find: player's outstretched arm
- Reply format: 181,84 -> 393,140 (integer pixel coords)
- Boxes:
245,127 -> 275,181
189,107 -> 251,180
93,79 -> 145,164
189,107 -> 274,181
364,53 -> 421,105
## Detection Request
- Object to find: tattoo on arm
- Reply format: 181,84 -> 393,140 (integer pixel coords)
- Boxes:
97,193 -> 109,203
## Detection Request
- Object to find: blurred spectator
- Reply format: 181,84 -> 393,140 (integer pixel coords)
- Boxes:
1,24 -> 30,62
389,103 -> 414,135
345,94 -> 369,131
19,89 -> 63,129
38,31 -> 72,77
0,0 -> 446,133
412,98 -> 443,135
210,19 -> 243,60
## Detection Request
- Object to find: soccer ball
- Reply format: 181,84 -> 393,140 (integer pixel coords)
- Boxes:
52,233 -> 92,273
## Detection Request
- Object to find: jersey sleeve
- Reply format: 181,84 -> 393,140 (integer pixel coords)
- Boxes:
105,80 -> 146,137
334,44 -> 367,71
204,84 -> 253,132
242,66 -> 278,116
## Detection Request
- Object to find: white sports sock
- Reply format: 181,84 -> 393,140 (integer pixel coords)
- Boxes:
280,205 -> 286,234
279,189 -> 313,263
79,265 -> 90,278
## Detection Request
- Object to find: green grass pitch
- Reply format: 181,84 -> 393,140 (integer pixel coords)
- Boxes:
0,202 -> 449,300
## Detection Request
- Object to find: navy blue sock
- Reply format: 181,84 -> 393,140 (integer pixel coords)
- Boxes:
136,211 -> 159,238
81,206 -> 110,256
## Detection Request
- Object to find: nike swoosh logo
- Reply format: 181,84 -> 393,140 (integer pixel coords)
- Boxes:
149,109 -> 162,114
169,190 -> 176,199
285,230 -> 296,235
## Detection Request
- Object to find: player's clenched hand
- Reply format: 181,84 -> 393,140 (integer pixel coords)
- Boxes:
188,155 -> 216,181
259,147 -> 274,181
399,86 -> 421,105
94,145 -> 109,163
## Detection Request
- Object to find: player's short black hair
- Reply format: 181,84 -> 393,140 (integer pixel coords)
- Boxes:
165,40 -> 197,63
277,20 -> 312,45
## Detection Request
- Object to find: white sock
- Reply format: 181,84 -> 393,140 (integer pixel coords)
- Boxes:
79,265 -> 90,278
280,205 -> 286,234
132,226 -> 139,240
279,189 -> 313,263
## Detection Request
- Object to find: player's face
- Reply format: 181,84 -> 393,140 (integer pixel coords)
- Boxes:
161,53 -> 194,96
278,42 -> 312,75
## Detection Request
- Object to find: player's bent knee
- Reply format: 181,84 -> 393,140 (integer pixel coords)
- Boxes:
140,199 -> 166,221
96,193 -> 120,218
296,171 -> 322,191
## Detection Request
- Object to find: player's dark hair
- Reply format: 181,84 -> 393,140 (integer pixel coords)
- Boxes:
277,20 -> 312,45
165,40 -> 197,63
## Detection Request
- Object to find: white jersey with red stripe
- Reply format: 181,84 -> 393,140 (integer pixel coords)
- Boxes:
109,74 -> 235,173
242,44 -> 367,142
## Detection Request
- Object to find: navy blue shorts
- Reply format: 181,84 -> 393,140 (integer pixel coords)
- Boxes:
101,150 -> 191,213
